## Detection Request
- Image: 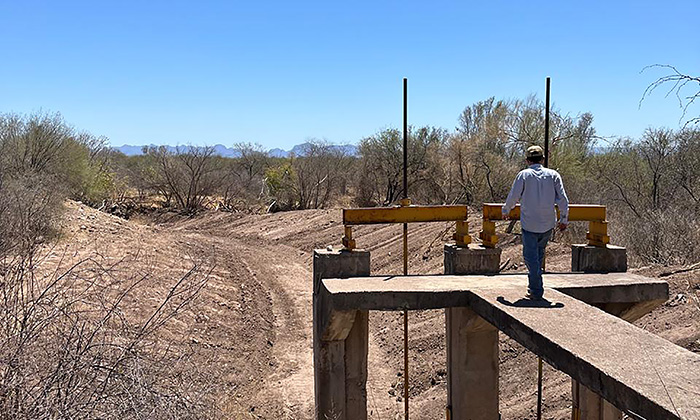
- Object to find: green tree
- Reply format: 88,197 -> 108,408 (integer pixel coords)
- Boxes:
357,126 -> 446,205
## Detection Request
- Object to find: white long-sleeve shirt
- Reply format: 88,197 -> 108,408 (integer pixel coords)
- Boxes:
502,164 -> 569,233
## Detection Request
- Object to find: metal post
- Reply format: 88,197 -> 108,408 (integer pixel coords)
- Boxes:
402,77 -> 410,420
542,77 -> 551,262
537,357 -> 543,419
538,77 -> 551,420
403,77 -> 408,201
544,77 -> 550,168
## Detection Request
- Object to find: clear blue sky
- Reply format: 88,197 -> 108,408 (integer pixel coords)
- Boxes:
1,0 -> 698,150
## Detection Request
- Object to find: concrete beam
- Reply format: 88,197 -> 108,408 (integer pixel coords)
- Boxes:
573,299 -> 666,420
320,273 -> 668,312
317,276 -> 698,419
465,287 -> 697,420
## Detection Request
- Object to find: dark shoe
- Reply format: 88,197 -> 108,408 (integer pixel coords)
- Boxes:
525,292 -> 544,301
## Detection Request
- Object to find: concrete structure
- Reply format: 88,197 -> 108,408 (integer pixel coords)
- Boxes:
572,244 -> 627,273
444,243 -> 502,275
570,242 -> 637,420
312,269 -> 698,420
444,243 -> 501,420
313,248 -> 370,420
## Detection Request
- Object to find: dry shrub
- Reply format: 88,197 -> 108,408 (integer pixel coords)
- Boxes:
0,248 -> 216,419
611,207 -> 700,266
1,116 -> 218,417
0,174 -> 60,257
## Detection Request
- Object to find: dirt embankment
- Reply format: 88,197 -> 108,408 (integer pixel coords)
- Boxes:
54,201 -> 700,419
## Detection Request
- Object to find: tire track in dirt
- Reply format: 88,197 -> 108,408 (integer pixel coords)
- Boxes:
235,239 -> 314,418
178,232 -> 281,418
180,225 -> 404,419
180,231 -> 315,418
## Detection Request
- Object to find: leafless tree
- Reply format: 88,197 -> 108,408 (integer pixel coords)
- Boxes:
641,64 -> 700,127
590,128 -> 700,264
146,145 -> 223,214
220,142 -> 270,210
673,129 -> 700,204
264,140 -> 353,210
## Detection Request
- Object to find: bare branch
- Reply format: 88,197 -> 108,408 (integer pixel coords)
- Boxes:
641,64 -> 700,127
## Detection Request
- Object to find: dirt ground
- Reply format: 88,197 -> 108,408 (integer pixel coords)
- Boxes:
50,201 -> 700,419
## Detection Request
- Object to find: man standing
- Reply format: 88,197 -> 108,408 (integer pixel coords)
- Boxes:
502,145 -> 569,300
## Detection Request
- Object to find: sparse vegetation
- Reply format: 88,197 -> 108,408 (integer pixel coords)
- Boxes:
76,95 -> 697,264
0,112 -> 214,418
1,93 -> 698,418
592,127 -> 700,264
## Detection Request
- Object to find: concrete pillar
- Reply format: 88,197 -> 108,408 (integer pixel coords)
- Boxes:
445,243 -> 501,420
571,244 -> 627,273
572,381 -> 622,420
572,300 -> 659,420
446,307 -> 499,420
313,248 -> 370,420
344,310 -> 369,419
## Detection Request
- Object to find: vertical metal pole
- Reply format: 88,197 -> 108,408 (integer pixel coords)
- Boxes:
537,357 -> 543,419
403,77 -> 408,420
544,77 -> 551,168
403,77 -> 408,201
538,77 -> 549,420
541,78 -> 550,266
402,77 -> 410,420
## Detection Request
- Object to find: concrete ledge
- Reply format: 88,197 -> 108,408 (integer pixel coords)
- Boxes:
313,248 -> 370,294
465,287 -> 699,420
321,273 -> 668,311
318,275 -> 695,419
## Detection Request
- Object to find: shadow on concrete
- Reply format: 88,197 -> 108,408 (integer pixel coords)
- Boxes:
496,296 -> 565,309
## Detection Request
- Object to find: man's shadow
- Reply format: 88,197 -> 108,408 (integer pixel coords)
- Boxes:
497,296 -> 564,309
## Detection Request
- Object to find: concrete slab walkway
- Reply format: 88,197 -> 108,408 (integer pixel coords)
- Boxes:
317,273 -> 699,420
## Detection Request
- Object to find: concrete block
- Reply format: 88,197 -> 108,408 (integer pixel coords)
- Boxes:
444,243 -> 502,275
572,244 -> 627,273
314,248 -> 371,294
313,248 -> 370,420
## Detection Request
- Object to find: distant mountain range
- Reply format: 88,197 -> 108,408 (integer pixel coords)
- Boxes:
113,142 -> 358,158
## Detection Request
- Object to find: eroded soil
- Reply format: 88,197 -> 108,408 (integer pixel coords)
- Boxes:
49,201 -> 699,419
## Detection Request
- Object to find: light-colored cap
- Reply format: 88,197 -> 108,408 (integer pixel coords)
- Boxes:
526,145 -> 544,158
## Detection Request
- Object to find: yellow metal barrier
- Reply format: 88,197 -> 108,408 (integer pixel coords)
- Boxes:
342,203 -> 471,249
343,204 -> 468,225
479,203 -> 610,248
